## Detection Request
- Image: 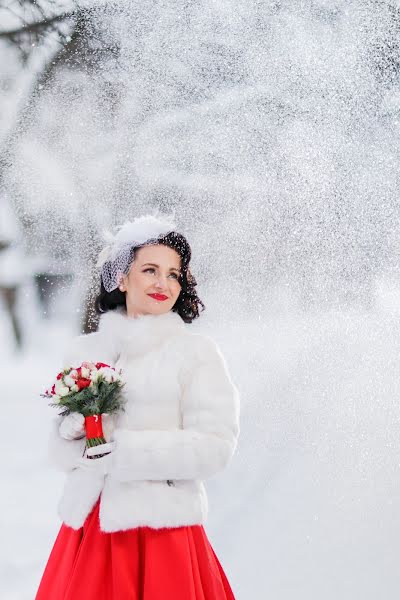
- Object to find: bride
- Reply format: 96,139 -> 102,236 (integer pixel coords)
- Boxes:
35,213 -> 240,600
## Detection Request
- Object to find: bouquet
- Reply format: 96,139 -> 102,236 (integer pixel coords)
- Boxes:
43,361 -> 126,459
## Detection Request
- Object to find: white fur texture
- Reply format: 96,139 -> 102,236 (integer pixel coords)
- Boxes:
50,307 -> 240,532
96,212 -> 177,267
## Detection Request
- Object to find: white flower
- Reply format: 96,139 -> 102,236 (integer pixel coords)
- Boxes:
55,381 -> 66,394
82,361 -> 96,370
81,367 -> 90,378
64,375 -> 76,388
52,394 -> 61,404
55,379 -> 70,397
58,385 -> 70,397
71,384 -> 79,393
99,367 -> 114,383
90,369 -> 100,381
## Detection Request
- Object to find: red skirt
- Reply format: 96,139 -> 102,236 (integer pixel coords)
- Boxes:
35,497 -> 235,600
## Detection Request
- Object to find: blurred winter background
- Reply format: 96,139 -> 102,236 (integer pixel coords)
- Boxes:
1,0 -> 400,598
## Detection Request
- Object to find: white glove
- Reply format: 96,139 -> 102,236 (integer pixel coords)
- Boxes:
75,444 -> 115,476
59,412 -> 85,441
86,441 -> 116,457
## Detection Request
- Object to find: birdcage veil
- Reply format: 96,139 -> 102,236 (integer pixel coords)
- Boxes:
96,212 -> 177,293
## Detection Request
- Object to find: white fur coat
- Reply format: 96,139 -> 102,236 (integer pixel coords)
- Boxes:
48,307 -> 240,532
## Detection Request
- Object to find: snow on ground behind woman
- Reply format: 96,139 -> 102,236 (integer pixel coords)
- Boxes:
2,282 -> 400,599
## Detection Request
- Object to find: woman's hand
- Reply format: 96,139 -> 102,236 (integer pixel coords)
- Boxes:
59,412 -> 85,440
75,442 -> 116,476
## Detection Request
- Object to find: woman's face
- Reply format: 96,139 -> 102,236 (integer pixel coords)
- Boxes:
119,244 -> 182,317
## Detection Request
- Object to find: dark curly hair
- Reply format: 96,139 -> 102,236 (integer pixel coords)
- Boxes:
94,231 -> 205,323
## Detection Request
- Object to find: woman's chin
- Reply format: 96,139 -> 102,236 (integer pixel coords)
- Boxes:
145,301 -> 172,315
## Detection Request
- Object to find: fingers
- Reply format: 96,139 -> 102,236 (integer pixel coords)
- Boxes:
70,413 -> 84,427
59,412 -> 85,440
76,452 -> 112,475
86,441 -> 116,457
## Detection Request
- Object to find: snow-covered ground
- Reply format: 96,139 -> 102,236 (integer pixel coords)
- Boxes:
1,280 -> 400,599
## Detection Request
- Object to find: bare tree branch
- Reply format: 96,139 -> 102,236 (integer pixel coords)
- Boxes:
0,0 -> 77,56
0,12 -> 75,39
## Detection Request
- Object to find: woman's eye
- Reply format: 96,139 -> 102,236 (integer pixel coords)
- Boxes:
143,268 -> 180,280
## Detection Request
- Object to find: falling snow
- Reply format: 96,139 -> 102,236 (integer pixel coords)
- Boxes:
1,1 -> 400,598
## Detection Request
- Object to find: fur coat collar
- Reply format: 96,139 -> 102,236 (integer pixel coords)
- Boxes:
97,307 -> 185,358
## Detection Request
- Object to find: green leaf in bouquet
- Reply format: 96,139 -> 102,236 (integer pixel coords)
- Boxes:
55,377 -> 126,417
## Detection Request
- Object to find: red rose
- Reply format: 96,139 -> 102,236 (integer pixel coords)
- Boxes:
51,384 -> 56,394
96,362 -> 110,369
56,372 -> 63,380
76,378 -> 91,390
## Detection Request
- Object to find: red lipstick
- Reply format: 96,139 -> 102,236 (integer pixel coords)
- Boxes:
148,293 -> 168,301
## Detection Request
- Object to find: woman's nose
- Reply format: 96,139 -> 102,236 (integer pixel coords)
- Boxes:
154,276 -> 168,288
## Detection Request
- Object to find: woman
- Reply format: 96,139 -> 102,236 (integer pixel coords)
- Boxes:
35,213 -> 240,600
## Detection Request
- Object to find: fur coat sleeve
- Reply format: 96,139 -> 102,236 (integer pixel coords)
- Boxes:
110,335 -> 240,482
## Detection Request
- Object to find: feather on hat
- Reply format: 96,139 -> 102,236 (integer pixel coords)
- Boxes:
96,212 -> 177,269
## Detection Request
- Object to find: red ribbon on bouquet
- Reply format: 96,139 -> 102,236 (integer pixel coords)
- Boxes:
85,414 -> 105,440
84,415 -> 109,460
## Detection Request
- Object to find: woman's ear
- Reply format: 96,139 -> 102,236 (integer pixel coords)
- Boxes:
117,271 -> 127,292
